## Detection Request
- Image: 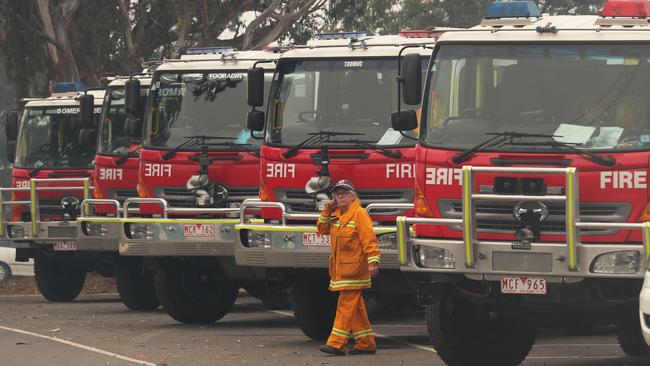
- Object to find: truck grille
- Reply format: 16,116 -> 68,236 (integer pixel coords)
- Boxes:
277,188 -> 413,215
107,189 -> 138,203
438,199 -> 631,235
157,186 -> 258,208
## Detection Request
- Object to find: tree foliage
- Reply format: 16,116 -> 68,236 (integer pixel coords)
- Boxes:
0,0 -> 610,99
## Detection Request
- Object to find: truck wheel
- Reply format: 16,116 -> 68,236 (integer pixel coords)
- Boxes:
115,257 -> 159,311
34,255 -> 85,302
616,322 -> 649,357
0,262 -> 11,284
292,275 -> 337,341
154,258 -> 238,324
427,289 -> 537,366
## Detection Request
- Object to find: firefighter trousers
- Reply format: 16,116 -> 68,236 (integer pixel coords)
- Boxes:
326,290 -> 376,351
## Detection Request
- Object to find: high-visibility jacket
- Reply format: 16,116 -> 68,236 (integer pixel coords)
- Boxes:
317,199 -> 380,291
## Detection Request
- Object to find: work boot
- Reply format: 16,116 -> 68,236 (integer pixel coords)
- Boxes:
319,345 -> 346,356
348,348 -> 377,355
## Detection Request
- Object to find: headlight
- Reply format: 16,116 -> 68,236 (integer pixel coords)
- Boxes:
592,251 -> 640,274
416,245 -> 456,269
8,225 -> 25,239
246,231 -> 272,248
128,223 -> 154,240
84,222 -> 108,237
377,232 -> 397,250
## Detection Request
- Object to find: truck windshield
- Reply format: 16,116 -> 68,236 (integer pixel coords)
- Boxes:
267,58 -> 420,147
98,85 -> 148,155
15,107 -> 96,169
424,44 -> 650,152
144,71 -> 263,149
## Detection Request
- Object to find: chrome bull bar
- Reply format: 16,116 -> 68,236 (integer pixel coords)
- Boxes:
396,166 -> 650,276
103,197 -> 262,257
234,201 -> 413,269
0,178 -> 92,238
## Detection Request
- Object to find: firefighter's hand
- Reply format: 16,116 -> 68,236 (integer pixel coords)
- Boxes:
369,264 -> 379,277
324,200 -> 338,211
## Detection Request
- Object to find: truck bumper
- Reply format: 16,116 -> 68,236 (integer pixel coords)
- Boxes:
234,223 -> 400,269
118,218 -> 240,257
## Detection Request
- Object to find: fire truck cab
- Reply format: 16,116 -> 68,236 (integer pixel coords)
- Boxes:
1,83 -> 104,302
116,47 -> 286,324
394,1 -> 650,364
237,31 -> 439,340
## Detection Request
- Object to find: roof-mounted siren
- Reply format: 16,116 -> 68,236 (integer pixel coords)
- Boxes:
313,31 -> 367,40
53,82 -> 86,93
597,0 -> 650,26
482,0 -> 541,26
399,29 -> 439,38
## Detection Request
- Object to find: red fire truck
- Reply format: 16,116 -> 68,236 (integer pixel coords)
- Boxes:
116,47 -> 286,324
1,84 -> 104,302
394,1 -> 650,364
236,31 -> 439,340
76,74 -> 158,310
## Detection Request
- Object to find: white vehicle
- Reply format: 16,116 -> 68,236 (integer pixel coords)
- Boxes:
641,269 -> 650,346
0,244 -> 34,283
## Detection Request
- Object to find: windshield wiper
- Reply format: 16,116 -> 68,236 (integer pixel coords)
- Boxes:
327,139 -> 402,159
115,146 -> 142,166
452,132 -> 556,165
162,135 -> 232,160
501,139 -> 616,167
283,131 -> 366,159
203,142 -> 260,157
28,155 -> 59,178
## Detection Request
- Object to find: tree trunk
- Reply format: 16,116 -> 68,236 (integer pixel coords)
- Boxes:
35,0 -> 80,85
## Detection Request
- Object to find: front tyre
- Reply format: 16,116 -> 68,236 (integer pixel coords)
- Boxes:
616,321 -> 649,357
34,254 -> 86,302
427,287 -> 537,366
154,258 -> 238,324
292,274 -> 337,341
115,257 -> 159,310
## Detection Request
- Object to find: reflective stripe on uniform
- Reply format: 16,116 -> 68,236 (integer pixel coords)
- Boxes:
331,327 -> 349,338
353,329 -> 374,339
319,215 -> 331,223
331,220 -> 356,228
329,279 -> 371,289
367,256 -> 380,264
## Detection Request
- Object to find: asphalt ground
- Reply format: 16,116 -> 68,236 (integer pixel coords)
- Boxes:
0,293 -> 648,366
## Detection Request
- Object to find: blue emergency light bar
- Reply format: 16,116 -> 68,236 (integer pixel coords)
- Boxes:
485,0 -> 541,19
313,31 -> 367,40
53,82 -> 85,93
185,47 -> 235,55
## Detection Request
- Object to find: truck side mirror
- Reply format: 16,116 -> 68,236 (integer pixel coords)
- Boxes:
247,67 -> 265,107
402,53 -> 422,105
125,79 -> 141,117
5,110 -> 19,141
79,127 -> 97,147
79,94 -> 95,128
391,110 -> 418,131
125,117 -> 143,139
247,110 -> 265,132
6,140 -> 16,164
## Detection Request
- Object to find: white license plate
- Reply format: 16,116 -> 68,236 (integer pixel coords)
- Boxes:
303,233 -> 330,246
500,276 -> 547,295
53,241 -> 77,251
183,224 -> 215,237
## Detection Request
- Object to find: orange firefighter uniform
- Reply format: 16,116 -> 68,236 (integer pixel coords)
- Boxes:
317,199 -> 381,352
